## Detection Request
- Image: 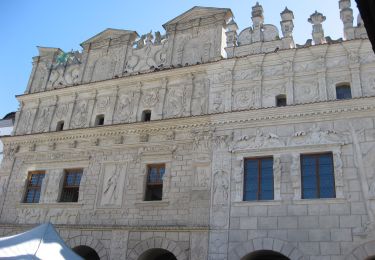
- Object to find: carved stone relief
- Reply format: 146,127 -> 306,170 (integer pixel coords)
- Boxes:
291,153 -> 301,200
191,79 -> 209,116
192,130 -> 212,153
71,100 -> 89,128
294,81 -> 319,103
141,87 -> 160,108
273,155 -> 282,200
288,124 -> 343,146
230,130 -> 284,152
42,170 -> 63,203
233,88 -> 256,110
363,76 -> 375,96
193,165 -> 210,189
211,92 -> 225,113
213,170 -> 229,206
91,54 -> 117,82
17,110 -> 33,135
48,65 -> 80,89
34,106 -> 53,133
99,163 -> 126,207
114,91 -> 140,123
125,39 -> 168,73
31,62 -> 49,93
95,96 -> 110,114
164,85 -> 188,118
55,103 -> 69,121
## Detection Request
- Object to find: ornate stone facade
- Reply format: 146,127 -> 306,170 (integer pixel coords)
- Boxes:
1,1 -> 375,259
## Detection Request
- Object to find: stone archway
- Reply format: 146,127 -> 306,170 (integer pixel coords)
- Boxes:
138,248 -> 177,260
66,235 -> 108,260
126,237 -> 188,260
242,250 -> 290,260
73,245 -> 100,260
228,238 -> 306,260
346,240 -> 375,259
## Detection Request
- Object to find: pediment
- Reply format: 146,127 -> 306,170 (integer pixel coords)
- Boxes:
80,28 -> 138,46
163,6 -> 233,28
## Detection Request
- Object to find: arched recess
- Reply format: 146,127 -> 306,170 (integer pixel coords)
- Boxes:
66,235 -> 109,260
228,238 -> 306,260
126,237 -> 188,260
346,240 -> 375,260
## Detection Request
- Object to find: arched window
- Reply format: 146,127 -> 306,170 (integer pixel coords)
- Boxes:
56,121 -> 64,131
142,110 -> 151,122
336,84 -> 352,99
276,94 -> 287,107
94,114 -> 105,126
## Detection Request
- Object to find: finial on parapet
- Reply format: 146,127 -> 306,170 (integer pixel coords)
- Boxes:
251,2 -> 264,29
226,19 -> 238,48
339,0 -> 354,40
308,11 -> 326,45
280,7 -> 294,38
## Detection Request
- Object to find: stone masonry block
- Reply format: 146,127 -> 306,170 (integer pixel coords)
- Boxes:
308,229 -> 330,242
318,216 -> 339,228
240,217 -> 257,229
320,242 -> 341,255
298,242 -> 320,255
287,205 -> 307,216
330,229 -> 352,242
339,215 -> 362,228
298,216 -> 319,229
278,216 -> 298,229
258,217 -> 277,229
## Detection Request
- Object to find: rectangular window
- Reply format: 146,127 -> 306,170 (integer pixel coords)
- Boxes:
145,164 -> 165,201
244,157 -> 274,201
60,169 -> 83,202
24,171 -> 45,203
301,153 -> 335,199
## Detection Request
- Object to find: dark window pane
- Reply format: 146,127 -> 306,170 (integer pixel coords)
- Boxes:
301,153 -> 335,199
145,165 -> 165,201
24,172 -> 45,203
60,170 -> 83,203
244,157 -> 274,201
336,85 -> 352,99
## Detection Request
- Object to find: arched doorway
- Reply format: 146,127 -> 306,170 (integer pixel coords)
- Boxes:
73,245 -> 100,260
242,250 -> 290,260
138,248 -> 177,260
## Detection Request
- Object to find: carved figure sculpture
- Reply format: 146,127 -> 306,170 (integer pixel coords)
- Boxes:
213,170 -> 229,205
71,102 -> 88,128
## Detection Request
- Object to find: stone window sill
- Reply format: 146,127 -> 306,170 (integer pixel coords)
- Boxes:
293,198 -> 346,204
135,200 -> 170,207
233,200 -> 282,206
19,202 -> 83,208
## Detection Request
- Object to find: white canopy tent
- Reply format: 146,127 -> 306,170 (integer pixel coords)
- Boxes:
0,223 -> 83,259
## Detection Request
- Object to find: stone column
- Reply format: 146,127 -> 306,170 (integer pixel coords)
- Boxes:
209,133 -> 232,260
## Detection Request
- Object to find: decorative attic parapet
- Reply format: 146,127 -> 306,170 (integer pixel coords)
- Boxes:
226,2 -> 295,58
25,0 -> 368,95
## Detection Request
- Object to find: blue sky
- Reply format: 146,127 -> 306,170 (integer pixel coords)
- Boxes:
0,0 -> 359,118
